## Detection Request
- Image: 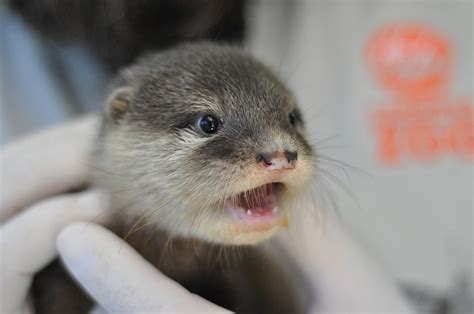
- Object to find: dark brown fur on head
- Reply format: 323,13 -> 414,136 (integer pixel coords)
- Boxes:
96,42 -> 315,245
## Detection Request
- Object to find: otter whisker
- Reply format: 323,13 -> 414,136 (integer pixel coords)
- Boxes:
316,153 -> 371,177
159,232 -> 175,268
313,174 -> 340,218
83,193 -> 147,235
317,167 -> 356,200
80,161 -> 141,178
122,197 -> 176,242
316,166 -> 363,212
304,187 -> 326,224
283,54 -> 305,86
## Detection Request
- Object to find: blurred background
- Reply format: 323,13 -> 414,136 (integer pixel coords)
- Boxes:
0,1 -> 472,312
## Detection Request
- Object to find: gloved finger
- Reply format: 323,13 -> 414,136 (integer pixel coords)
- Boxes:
0,115 -> 99,222
0,189 -> 109,314
277,213 -> 413,313
58,223 -> 230,313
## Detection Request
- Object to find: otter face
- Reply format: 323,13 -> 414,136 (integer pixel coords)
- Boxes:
96,44 -> 315,245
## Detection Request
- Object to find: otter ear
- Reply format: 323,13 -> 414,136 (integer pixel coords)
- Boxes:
105,87 -> 133,122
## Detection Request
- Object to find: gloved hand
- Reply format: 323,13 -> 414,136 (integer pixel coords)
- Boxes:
0,116 -> 228,313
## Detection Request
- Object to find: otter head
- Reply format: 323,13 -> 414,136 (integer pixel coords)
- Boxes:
96,43 -> 315,245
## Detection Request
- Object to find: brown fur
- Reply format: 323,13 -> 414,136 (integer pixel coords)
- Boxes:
33,219 -> 307,313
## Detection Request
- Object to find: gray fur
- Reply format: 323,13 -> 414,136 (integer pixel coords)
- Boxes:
95,42 -> 315,244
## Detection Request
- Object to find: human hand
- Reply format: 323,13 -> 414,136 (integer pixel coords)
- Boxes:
0,189 -> 108,313
0,116 -> 228,313
58,222 -> 229,313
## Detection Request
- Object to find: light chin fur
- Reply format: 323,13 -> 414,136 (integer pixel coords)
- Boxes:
223,225 -> 284,245
171,218 -> 287,246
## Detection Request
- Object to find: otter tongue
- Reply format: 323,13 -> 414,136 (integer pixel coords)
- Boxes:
237,184 -> 276,216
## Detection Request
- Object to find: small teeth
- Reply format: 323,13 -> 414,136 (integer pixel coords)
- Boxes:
246,210 -> 252,215
272,207 -> 278,213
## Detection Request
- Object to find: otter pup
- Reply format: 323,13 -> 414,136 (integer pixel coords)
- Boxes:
33,43 -> 316,313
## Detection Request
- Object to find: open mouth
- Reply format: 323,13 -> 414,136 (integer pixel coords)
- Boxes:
224,183 -> 285,225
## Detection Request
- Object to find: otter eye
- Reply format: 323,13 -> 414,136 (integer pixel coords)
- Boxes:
289,111 -> 297,125
197,115 -> 219,134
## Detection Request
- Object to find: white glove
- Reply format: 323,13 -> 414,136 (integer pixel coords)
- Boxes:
279,216 -> 414,313
58,222 -> 228,313
0,116 -> 227,313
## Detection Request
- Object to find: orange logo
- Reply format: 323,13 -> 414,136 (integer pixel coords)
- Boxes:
365,23 -> 473,165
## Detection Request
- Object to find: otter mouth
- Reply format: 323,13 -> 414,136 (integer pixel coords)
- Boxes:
224,183 -> 285,226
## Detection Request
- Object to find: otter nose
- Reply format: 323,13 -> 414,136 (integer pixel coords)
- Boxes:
256,151 -> 297,170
